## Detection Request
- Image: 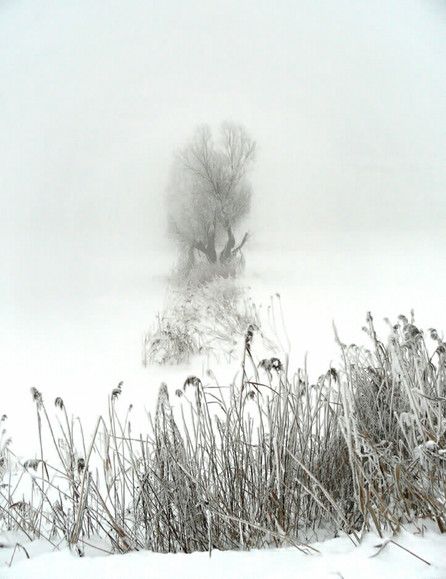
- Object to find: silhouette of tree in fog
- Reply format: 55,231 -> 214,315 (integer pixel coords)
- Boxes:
167,123 -> 255,275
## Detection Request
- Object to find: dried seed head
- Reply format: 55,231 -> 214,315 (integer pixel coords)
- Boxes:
259,357 -> 283,373
112,382 -> 123,400
245,324 -> 255,350
24,459 -> 40,471
404,324 -> 421,341
54,397 -> 64,410
270,357 -> 283,371
183,376 -> 201,390
429,328 -> 439,342
30,388 -> 43,408
398,314 -> 408,327
258,359 -> 268,370
175,389 -> 183,398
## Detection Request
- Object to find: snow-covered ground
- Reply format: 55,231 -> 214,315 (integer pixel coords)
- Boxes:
1,526 -> 446,578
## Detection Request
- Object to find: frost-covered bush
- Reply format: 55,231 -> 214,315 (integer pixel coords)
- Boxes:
174,250 -> 246,287
144,276 -> 262,364
336,313 -> 446,534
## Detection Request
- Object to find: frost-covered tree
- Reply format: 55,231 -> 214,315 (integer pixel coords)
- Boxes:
166,123 -> 255,272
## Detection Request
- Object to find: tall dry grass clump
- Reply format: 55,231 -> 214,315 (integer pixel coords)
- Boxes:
144,232 -> 251,365
1,313 -> 445,559
335,313 -> 446,535
143,275 -> 263,365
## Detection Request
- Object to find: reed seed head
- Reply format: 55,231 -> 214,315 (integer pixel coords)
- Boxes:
245,324 -> 255,350
30,387 -> 43,408
24,459 -> 40,471
183,376 -> 201,391
112,382 -> 123,400
54,397 -> 64,410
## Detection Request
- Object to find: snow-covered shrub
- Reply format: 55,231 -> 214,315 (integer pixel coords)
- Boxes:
144,276 -> 262,364
335,313 -> 446,534
174,251 -> 246,287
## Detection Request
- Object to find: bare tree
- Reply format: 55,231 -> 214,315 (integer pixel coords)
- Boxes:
167,123 -> 255,273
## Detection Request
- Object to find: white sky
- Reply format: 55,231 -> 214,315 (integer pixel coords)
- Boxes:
1,0 -> 446,451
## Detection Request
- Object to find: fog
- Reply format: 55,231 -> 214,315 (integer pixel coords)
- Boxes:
1,0 -> 446,451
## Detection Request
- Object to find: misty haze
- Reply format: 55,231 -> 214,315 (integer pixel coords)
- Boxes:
1,0 -> 446,576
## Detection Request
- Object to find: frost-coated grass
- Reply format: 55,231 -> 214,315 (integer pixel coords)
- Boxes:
143,276 -> 264,364
1,313 -> 445,558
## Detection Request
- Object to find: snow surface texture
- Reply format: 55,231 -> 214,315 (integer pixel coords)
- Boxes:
1,529 -> 446,578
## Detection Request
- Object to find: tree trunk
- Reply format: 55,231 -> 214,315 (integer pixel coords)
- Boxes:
219,228 -> 248,263
219,227 -> 235,263
207,226 -> 217,263
232,232 -> 249,255
193,234 -> 217,264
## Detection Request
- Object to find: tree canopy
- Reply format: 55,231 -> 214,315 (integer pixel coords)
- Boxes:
166,123 -> 255,273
